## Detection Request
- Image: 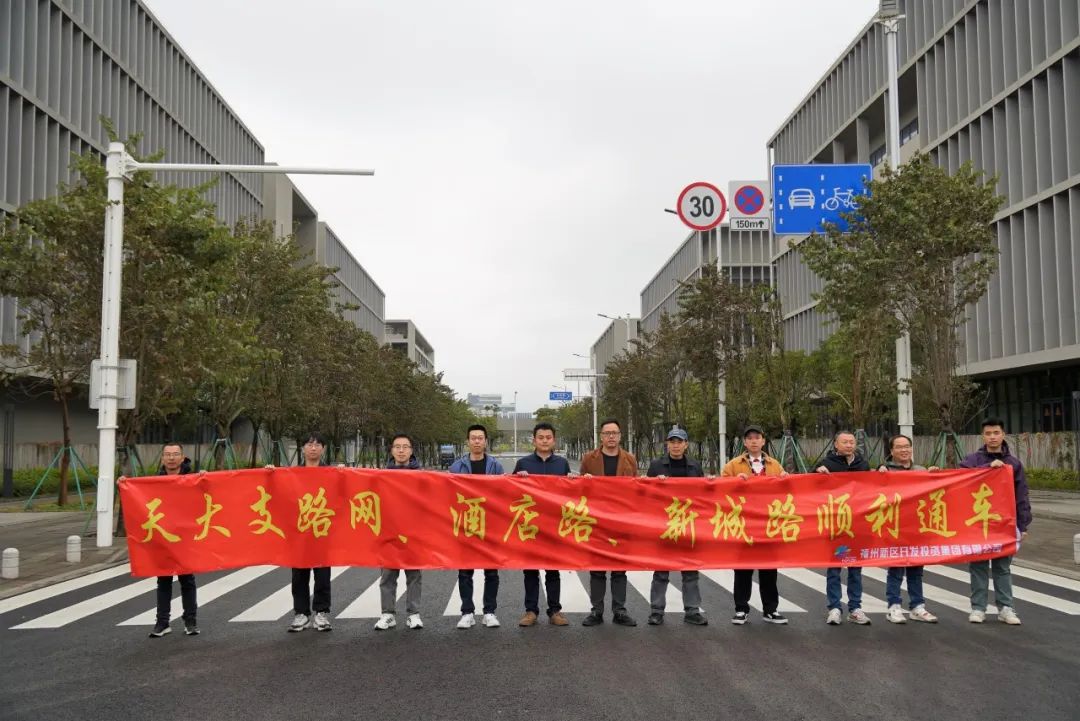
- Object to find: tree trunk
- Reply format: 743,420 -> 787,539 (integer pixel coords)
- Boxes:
58,391 -> 71,506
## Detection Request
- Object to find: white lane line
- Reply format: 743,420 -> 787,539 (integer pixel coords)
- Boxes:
625,570 -> 683,613
926,564 -> 1080,615
1009,565 -> 1080,594
231,567 -> 349,622
555,570 -> 592,613
778,567 -> 889,613
117,566 -> 276,625
699,570 -> 806,612
11,578 -> 157,629
0,564 -> 132,616
336,570 -> 407,619
859,566 -> 997,615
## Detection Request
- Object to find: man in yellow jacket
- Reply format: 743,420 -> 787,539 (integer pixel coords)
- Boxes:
721,425 -> 789,626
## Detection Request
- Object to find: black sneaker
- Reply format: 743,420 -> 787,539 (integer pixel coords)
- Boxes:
148,622 -> 171,638
731,611 -> 749,625
582,612 -> 604,627
184,619 -> 200,635
762,611 -> 788,625
647,612 -> 664,625
613,611 -> 638,627
684,611 -> 708,626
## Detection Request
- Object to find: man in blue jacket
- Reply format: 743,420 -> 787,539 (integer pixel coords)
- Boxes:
960,418 -> 1032,626
513,422 -> 571,627
449,424 -> 505,629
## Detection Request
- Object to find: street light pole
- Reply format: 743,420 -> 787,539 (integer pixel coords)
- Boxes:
94,143 -> 374,548
879,4 -> 914,439
513,390 -> 518,454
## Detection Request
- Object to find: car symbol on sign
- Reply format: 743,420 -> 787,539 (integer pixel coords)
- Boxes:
788,188 -> 816,209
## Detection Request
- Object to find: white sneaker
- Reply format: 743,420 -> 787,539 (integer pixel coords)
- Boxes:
481,613 -> 500,628
374,613 -> 396,630
968,609 -> 986,623
910,605 -> 938,623
848,608 -> 871,625
999,606 -> 1022,625
288,613 -> 310,632
312,611 -> 332,632
825,608 -> 842,625
405,613 -> 423,629
886,604 -> 906,624
457,614 -> 476,629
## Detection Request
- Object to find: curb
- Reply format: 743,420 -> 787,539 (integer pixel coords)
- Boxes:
0,548 -> 128,601
1012,558 -> 1080,582
1031,510 -> 1080,525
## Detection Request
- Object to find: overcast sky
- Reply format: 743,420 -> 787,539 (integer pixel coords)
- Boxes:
145,0 -> 878,414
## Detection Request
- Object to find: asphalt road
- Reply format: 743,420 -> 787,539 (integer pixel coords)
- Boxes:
2,563 -> 1078,721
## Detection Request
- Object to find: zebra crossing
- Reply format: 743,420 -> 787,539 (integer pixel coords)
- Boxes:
2,562 -> 1078,630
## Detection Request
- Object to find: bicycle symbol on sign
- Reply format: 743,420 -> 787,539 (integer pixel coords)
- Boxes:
822,187 -> 859,211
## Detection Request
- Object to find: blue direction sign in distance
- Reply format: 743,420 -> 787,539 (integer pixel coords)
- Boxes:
772,163 -> 872,235
549,391 -> 573,402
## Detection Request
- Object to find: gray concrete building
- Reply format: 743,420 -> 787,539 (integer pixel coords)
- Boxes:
385,319 -> 435,374
590,316 -> 638,396
0,0 -> 391,447
768,0 -> 1080,432
639,224 -> 773,334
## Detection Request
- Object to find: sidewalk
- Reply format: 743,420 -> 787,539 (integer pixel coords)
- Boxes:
0,512 -> 128,600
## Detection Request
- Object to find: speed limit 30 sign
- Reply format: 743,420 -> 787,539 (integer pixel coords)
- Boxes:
676,181 -> 727,231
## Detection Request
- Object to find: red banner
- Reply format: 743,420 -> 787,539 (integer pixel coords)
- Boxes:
119,466 -> 1018,577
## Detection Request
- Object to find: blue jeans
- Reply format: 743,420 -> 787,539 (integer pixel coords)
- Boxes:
885,566 -> 925,608
825,567 -> 862,611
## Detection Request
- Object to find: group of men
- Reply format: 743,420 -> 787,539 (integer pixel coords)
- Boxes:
146,416 -> 1031,637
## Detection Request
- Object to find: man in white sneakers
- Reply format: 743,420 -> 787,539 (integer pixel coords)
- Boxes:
449,424 -> 504,629
374,434 -> 425,631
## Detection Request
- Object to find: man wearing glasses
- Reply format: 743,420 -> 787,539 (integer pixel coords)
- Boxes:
579,418 -> 638,627
374,434 -> 425,631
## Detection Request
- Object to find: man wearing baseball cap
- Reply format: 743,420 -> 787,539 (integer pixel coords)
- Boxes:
721,425 -> 789,625
645,426 -> 707,626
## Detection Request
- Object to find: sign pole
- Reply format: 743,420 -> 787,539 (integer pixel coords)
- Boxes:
93,146 -> 374,548
880,7 -> 914,438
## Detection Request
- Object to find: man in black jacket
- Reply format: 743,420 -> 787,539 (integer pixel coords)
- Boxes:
513,422 -> 571,627
148,442 -> 199,637
646,427 -> 707,626
816,431 -> 871,626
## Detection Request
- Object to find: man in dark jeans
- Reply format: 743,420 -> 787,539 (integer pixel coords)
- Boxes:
449,423 -> 505,629
148,442 -> 199,637
579,418 -> 638,627
288,432 -> 334,633
647,427 -> 707,627
816,430 -> 872,626
513,422 -> 572,627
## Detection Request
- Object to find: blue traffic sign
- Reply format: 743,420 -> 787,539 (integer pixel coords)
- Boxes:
772,163 -> 872,235
549,391 -> 573,402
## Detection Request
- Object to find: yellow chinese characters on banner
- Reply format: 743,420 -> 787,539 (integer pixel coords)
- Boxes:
711,495 -> 754,545
194,493 -> 230,540
140,498 -> 180,543
816,493 -> 854,540
965,483 -> 1003,539
558,496 -> 596,543
660,497 -> 699,547
766,494 -> 804,542
504,494 -> 539,542
249,485 -> 285,539
865,493 -> 902,540
917,488 -> 957,538
297,488 -> 335,538
350,491 -> 382,536
451,494 -> 487,540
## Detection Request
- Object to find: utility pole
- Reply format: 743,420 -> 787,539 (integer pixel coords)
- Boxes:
878,1 -> 914,438
93,143 -> 373,548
